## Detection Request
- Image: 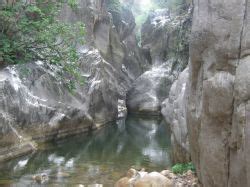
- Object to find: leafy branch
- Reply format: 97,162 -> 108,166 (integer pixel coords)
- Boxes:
0,0 -> 85,91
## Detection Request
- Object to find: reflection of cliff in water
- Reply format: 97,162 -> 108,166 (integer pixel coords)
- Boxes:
0,115 -> 171,186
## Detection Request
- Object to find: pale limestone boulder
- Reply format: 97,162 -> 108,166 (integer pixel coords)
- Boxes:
134,172 -> 173,187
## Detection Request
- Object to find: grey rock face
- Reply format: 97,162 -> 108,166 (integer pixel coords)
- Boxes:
0,0 -> 147,161
141,7 -> 191,69
127,4 -> 192,115
187,0 -> 250,186
127,63 -> 174,115
161,68 -> 190,163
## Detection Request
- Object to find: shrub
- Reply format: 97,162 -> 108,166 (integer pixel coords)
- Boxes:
172,162 -> 195,174
0,0 -> 85,91
0,0 -> 85,65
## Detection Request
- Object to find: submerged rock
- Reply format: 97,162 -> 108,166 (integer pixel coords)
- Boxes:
32,173 -> 49,184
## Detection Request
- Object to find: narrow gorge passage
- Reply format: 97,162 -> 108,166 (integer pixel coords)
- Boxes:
0,115 -> 171,186
1,0 -> 249,186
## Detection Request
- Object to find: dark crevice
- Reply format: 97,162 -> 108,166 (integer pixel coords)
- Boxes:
238,0 -> 248,64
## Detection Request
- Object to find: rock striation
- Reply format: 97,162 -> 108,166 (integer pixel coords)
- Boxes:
0,0 -> 148,161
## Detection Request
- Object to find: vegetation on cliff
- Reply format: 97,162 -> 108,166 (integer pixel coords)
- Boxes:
0,0 -> 85,90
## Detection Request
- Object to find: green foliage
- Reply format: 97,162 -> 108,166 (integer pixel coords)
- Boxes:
107,0 -> 121,13
0,0 -> 86,91
172,162 -> 195,174
67,0 -> 78,9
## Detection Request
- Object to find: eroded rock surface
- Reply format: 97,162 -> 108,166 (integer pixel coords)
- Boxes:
187,0 -> 250,186
161,68 -> 190,163
127,64 -> 174,115
0,0 -> 148,161
127,4 -> 192,115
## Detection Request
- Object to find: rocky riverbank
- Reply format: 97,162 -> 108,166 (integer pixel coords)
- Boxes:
115,168 -> 199,187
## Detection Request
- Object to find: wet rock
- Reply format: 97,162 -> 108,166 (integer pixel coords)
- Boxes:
32,173 -> 48,184
118,99 -> 127,118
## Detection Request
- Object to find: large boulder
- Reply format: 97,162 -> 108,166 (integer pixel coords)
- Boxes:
127,63 -> 174,115
187,0 -> 250,186
161,68 -> 190,163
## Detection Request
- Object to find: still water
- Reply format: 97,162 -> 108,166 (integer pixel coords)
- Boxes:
0,115 -> 172,186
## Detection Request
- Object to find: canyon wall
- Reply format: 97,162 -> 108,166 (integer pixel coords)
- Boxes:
161,67 -> 191,164
187,0 -> 250,186
127,5 -> 192,115
0,0 -> 148,161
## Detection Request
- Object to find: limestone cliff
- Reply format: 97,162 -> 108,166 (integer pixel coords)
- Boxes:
187,0 -> 250,186
127,4 -> 192,115
0,0 -> 148,161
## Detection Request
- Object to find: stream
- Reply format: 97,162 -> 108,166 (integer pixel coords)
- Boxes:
0,115 -> 172,186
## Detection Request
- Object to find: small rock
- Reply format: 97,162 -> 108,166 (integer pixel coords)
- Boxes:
32,173 -> 48,184
186,170 -> 193,176
127,168 -> 138,178
161,170 -> 175,179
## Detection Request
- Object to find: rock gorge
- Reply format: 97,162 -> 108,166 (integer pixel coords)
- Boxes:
0,0 -> 149,161
0,0 -> 250,187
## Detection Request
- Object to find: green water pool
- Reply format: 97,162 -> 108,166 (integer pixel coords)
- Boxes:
0,115 -> 172,186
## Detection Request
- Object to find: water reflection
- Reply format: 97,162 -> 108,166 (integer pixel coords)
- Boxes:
0,115 -> 171,186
